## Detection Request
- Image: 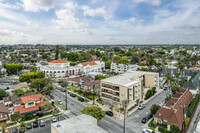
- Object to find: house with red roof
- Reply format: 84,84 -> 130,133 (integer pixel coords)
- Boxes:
13,94 -> 48,115
154,89 -> 193,130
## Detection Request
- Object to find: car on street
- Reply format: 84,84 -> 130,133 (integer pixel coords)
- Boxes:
163,87 -> 167,90
61,89 -> 66,92
141,117 -> 148,123
159,102 -> 165,107
50,95 -> 54,99
143,128 -> 155,133
70,93 -> 76,97
26,124 -> 32,129
78,97 -> 84,102
12,128 -> 18,133
51,117 -> 57,123
138,104 -> 145,110
39,119 -> 45,127
147,114 -> 153,119
33,120 -> 38,128
105,111 -> 113,116
58,100 -> 63,105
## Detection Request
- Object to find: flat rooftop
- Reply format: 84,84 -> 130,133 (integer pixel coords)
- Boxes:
102,70 -> 158,87
51,114 -> 108,133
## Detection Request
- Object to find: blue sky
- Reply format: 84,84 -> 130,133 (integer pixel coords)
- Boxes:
0,0 -> 200,44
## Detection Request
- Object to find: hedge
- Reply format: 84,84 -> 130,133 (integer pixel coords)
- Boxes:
187,94 -> 200,118
158,126 -> 169,133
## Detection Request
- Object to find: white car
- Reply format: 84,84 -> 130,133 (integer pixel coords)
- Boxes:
51,117 -> 57,123
143,128 -> 155,133
159,102 -> 165,107
58,100 -> 63,105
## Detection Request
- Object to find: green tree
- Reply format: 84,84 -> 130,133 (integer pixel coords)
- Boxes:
30,78 -> 50,92
95,51 -> 101,57
170,125 -> 180,133
70,62 -> 77,66
152,87 -> 156,95
150,104 -> 159,115
118,58 -> 128,64
14,89 -> 24,97
145,90 -> 152,99
185,117 -> 190,127
42,53 -> 48,59
2,125 -> 6,133
10,112 -> 22,122
4,63 -> 23,75
19,121 -> 26,131
45,84 -> 54,95
130,54 -> 140,64
40,103 -> 53,112
30,58 -> 37,63
95,75 -> 106,80
81,106 -> 105,121
0,88 -> 9,100
30,66 -> 37,72
102,55 -> 107,62
55,45 -> 59,60
19,71 -> 45,83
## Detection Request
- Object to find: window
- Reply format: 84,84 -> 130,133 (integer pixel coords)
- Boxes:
28,102 -> 34,105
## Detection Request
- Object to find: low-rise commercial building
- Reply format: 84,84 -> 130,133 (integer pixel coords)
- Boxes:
100,70 -> 159,109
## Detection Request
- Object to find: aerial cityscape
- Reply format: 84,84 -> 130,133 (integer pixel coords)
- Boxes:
0,0 -> 200,133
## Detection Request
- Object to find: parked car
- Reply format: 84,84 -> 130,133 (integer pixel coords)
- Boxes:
6,87 -> 9,90
138,104 -> 145,110
143,128 -> 155,133
147,114 -> 153,119
58,100 -> 63,105
50,95 -> 54,99
33,120 -> 38,128
163,87 -> 167,90
61,89 -> 66,92
106,111 -> 113,116
141,117 -> 148,123
78,97 -> 84,102
26,124 -> 32,129
12,128 -> 18,133
51,117 -> 57,123
39,120 -> 45,127
70,93 -> 76,97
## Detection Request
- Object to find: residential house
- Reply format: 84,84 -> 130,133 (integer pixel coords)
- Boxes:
154,89 -> 193,129
3,95 -> 20,108
0,103 -> 10,126
13,94 -> 48,115
82,80 -> 100,92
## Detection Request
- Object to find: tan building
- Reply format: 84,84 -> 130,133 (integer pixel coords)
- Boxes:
100,71 -> 159,109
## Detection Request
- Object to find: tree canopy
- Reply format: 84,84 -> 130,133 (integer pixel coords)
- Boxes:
81,106 -> 105,121
4,63 -> 23,75
0,88 -> 9,100
19,71 -> 45,83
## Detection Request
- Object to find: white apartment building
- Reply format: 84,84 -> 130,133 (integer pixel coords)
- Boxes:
40,60 -> 80,78
40,60 -> 105,78
77,60 -> 105,75
100,71 -> 159,109
110,62 -> 138,74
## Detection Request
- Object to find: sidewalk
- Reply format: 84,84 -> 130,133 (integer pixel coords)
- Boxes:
187,102 -> 200,133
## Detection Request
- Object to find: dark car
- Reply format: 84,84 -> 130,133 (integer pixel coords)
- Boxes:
6,87 -> 10,90
141,117 -> 148,123
70,93 -> 76,97
61,89 -> 66,92
78,97 -> 84,102
26,124 -> 32,129
12,128 -> 18,133
163,87 -> 167,90
147,114 -> 153,119
106,111 -> 113,116
33,120 -> 38,128
39,120 -> 45,127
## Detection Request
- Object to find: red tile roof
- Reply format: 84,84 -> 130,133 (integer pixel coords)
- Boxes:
49,60 -> 69,63
14,101 -> 48,114
0,103 -> 10,114
80,61 -> 97,66
21,94 -> 43,104
154,89 -> 193,128
71,78 -> 80,83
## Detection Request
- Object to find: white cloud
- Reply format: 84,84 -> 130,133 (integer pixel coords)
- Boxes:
82,6 -> 111,20
0,29 -> 43,44
21,0 -> 55,12
135,0 -> 161,6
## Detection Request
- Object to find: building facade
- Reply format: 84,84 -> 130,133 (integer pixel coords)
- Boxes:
0,103 -> 10,126
100,71 -> 159,109
110,63 -> 138,74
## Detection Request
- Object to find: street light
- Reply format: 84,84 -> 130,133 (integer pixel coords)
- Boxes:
93,84 -> 95,105
65,90 -> 68,110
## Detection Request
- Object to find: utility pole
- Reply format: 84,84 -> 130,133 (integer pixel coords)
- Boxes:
181,103 -> 186,132
93,84 -> 95,105
123,100 -> 127,133
65,90 -> 68,110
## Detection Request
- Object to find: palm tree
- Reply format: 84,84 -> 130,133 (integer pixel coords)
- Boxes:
163,74 -> 175,96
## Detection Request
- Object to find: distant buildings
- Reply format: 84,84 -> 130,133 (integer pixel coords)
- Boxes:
51,114 -> 108,133
154,89 -> 193,129
100,70 -> 159,109
110,63 -> 138,74
14,49 -> 39,56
